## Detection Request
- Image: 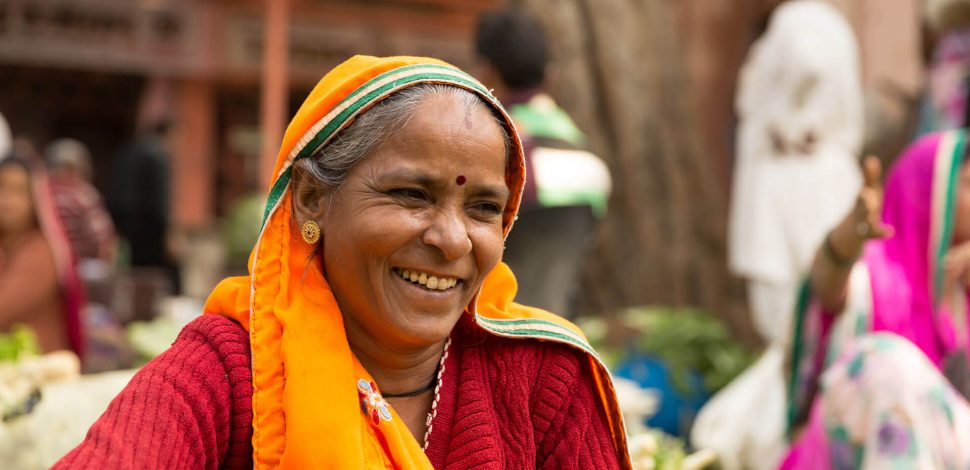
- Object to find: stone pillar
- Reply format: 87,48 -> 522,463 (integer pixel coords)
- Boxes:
172,79 -> 215,229
259,0 -> 289,189
677,0 -> 773,188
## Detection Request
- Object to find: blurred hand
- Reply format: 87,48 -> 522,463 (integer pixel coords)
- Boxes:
849,156 -> 894,242
814,156 -> 893,312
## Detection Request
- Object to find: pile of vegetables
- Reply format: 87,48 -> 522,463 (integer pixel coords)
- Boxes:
0,325 -> 42,422
579,307 -> 754,395
0,325 -> 39,363
578,307 -> 754,469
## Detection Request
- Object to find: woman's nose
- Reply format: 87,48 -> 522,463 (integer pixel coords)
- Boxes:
422,208 -> 473,260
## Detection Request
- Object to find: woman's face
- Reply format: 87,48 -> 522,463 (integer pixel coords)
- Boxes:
319,92 -> 509,350
0,164 -> 35,237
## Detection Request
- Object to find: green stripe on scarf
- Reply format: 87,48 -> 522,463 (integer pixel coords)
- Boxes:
934,130 -> 967,302
786,280 -> 813,436
262,167 -> 292,226
259,66 -> 498,229
293,73 -> 492,164
474,315 -> 597,357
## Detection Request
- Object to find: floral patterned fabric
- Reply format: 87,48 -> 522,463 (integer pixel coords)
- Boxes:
821,334 -> 970,469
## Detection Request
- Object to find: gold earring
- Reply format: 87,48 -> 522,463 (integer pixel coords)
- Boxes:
301,220 -> 320,244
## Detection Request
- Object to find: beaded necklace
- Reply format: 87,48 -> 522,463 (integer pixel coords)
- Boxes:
422,337 -> 450,450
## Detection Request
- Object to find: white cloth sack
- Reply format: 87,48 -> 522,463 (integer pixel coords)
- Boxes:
691,346 -> 788,470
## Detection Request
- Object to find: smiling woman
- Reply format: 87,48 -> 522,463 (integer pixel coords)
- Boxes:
56,56 -> 631,469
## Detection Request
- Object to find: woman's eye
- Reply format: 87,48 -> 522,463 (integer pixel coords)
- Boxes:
389,188 -> 426,201
472,201 -> 503,216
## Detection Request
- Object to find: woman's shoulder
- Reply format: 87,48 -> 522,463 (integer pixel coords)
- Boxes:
179,314 -> 248,340
175,314 -> 252,365
53,315 -> 255,469
152,314 -> 254,451
446,316 -> 623,468
455,315 -> 592,387
137,315 -> 252,395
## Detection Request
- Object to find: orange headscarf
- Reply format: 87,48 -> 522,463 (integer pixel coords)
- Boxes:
204,55 -> 630,469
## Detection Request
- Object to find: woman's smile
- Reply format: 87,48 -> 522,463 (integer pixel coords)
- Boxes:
388,266 -> 466,312
392,267 -> 462,291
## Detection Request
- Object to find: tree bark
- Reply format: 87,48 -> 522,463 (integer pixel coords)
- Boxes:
510,0 -> 758,346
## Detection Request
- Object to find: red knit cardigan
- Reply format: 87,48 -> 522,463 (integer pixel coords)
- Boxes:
56,315 -> 622,469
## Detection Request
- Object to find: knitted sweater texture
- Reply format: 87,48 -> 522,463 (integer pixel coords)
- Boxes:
56,315 -> 620,469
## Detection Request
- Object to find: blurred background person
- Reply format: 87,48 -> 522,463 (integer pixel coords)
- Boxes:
729,0 -> 863,354
45,138 -> 116,265
916,0 -> 970,135
692,2 -> 864,469
109,118 -> 180,295
474,8 -> 612,319
783,133 -> 970,468
0,143 -> 83,357
46,138 -> 132,373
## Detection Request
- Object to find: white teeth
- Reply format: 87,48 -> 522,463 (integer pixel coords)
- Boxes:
396,269 -> 458,291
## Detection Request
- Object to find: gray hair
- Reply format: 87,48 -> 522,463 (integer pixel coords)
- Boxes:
294,84 -> 510,190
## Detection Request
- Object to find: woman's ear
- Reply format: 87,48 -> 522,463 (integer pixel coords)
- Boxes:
291,166 -> 330,224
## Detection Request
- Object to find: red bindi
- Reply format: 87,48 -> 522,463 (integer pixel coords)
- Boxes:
455,175 -> 466,185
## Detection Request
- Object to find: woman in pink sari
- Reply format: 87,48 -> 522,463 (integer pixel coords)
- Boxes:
783,129 -> 970,468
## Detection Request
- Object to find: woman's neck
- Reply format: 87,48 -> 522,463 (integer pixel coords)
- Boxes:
345,326 -> 445,396
348,331 -> 445,442
341,316 -> 452,442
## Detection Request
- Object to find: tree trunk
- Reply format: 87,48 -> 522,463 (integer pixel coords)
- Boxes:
509,0 -> 758,346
